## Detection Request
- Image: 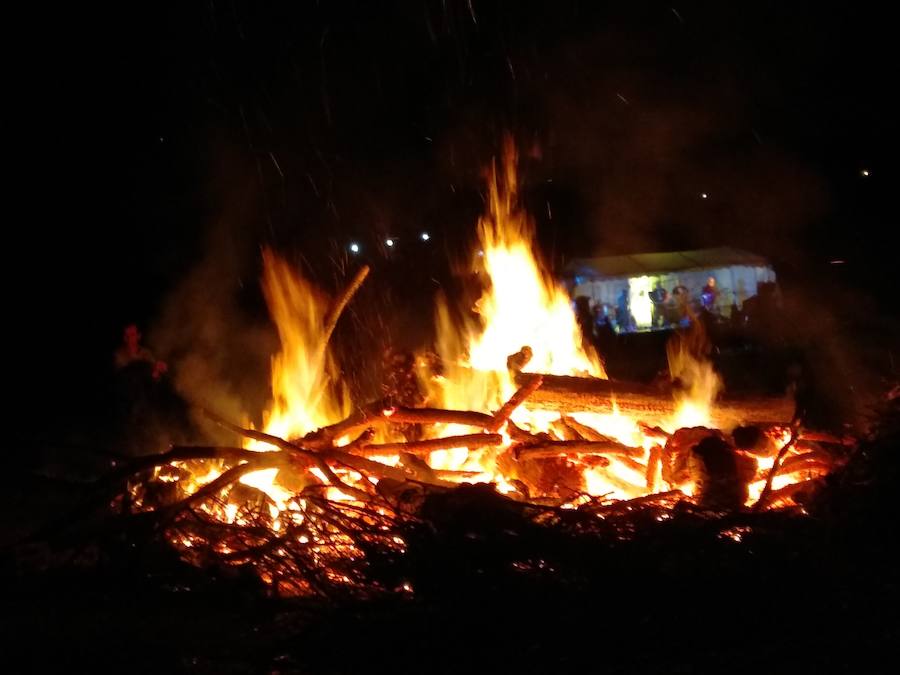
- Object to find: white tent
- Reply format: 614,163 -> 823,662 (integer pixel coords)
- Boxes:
564,247 -> 776,329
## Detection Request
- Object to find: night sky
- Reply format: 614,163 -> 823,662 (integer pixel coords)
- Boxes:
14,1 -> 895,430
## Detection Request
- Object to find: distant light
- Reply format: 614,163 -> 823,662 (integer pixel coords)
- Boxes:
421,232 -> 430,241
861,169 -> 870,177
385,238 -> 394,247
700,192 -> 708,199
349,243 -> 360,254
829,259 -> 846,265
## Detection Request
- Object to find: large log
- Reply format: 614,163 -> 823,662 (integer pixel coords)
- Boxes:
515,372 -> 795,429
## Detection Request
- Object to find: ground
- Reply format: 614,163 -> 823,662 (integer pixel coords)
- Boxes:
4,395 -> 898,674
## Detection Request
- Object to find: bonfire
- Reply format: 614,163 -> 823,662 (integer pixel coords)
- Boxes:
119,139 -> 853,598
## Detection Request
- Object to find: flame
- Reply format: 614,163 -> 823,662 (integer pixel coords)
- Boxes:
667,320 -> 721,431
417,137 -> 726,497
258,248 -> 350,440
245,249 -> 351,504
424,137 -> 603,413
469,139 -> 603,381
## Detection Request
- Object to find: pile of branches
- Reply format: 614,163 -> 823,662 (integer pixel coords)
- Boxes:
43,367 -> 847,600
7,264 -> 857,600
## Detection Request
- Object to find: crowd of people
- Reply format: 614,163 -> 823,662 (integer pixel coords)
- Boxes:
576,277 -> 782,353
581,276 -> 722,335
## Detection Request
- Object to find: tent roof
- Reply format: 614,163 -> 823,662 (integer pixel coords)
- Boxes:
564,247 -> 771,280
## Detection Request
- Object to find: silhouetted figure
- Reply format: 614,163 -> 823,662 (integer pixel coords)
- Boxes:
115,324 -> 167,380
593,305 -> 616,356
649,284 -> 668,328
615,289 -> 632,332
672,285 -> 691,327
574,296 -> 595,351
700,276 -> 718,314
113,324 -> 190,455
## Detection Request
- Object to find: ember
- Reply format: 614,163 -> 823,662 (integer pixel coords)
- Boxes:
122,140 -> 851,597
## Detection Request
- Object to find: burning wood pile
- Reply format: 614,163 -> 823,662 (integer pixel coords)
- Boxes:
118,140 -> 854,598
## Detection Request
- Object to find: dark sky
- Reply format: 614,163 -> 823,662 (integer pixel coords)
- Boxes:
14,1 -> 895,423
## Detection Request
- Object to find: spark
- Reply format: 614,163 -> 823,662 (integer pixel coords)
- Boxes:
269,152 -> 284,178
421,232 -> 430,241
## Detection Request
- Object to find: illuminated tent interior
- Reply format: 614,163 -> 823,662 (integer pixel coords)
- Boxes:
564,247 -> 777,330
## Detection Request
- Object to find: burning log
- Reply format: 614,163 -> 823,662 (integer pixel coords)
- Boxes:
486,373 -> 543,432
506,345 -> 533,373
299,404 -> 495,448
751,451 -> 833,482
355,433 -> 504,458
688,436 -> 756,510
611,455 -> 649,476
516,372 -> 795,428
496,447 -> 588,499
384,406 -> 495,429
328,448 -> 450,486
732,425 -> 780,457
779,449 -> 834,473
507,420 -> 552,443
663,427 -> 726,486
562,415 -> 612,442
515,439 -> 644,460
645,445 -> 663,491
639,421 -> 671,436
752,428 -> 800,511
797,430 -> 856,447
550,418 -> 582,441
760,477 -> 824,508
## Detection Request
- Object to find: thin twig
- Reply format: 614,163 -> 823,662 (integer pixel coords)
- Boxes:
316,264 -> 370,365
202,410 -> 371,501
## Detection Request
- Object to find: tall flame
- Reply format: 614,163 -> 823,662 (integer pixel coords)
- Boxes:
240,249 -> 350,502
667,319 -> 721,430
259,248 -> 350,440
426,137 -> 604,416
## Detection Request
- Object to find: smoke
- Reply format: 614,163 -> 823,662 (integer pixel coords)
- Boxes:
149,218 -> 276,435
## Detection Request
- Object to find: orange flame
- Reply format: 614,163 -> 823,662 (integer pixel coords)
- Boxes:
424,138 -> 604,415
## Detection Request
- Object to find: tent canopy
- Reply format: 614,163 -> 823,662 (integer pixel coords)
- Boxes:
565,246 -> 771,280
563,246 -> 776,330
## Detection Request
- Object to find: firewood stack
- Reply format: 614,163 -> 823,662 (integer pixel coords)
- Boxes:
107,265 -> 855,597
